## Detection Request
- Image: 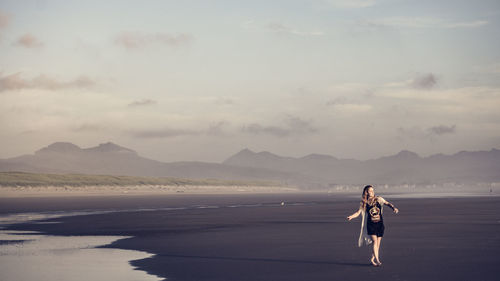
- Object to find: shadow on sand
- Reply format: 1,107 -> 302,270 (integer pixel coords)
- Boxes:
157,253 -> 370,267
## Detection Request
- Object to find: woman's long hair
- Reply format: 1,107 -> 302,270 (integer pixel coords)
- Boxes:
360,185 -> 373,210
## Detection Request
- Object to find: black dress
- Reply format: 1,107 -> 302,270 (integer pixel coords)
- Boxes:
366,199 -> 385,237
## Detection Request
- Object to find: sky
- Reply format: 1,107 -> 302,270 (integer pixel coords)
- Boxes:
1,0 -> 500,163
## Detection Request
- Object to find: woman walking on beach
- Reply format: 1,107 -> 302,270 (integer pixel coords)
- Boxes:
347,185 -> 399,266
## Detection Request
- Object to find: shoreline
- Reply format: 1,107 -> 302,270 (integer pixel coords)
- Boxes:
0,184 -> 497,199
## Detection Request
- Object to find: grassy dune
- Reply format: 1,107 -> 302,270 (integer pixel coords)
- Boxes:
0,172 -> 280,187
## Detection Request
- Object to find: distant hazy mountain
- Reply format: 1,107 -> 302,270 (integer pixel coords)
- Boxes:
0,142 -> 301,184
224,148 -> 500,185
1,142 -> 499,188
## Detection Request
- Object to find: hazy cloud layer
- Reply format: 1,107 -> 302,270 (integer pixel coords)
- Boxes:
326,96 -> 372,113
0,10 -> 9,30
0,1 -> 498,162
15,33 -> 43,48
131,121 -> 230,139
325,0 -> 376,9
114,31 -> 192,49
243,20 -> 324,36
397,124 -> 457,139
266,22 -> 324,36
214,97 -> 235,105
72,124 -> 105,132
0,73 -> 95,92
131,128 -> 200,138
411,73 -> 438,90
326,96 -> 348,106
0,10 -> 10,41
128,99 -> 157,107
242,116 -> 318,137
473,62 -> 500,75
427,125 -> 456,136
207,121 -> 228,136
368,17 -> 487,29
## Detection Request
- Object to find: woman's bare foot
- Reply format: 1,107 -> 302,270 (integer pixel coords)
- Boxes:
376,260 -> 382,266
370,257 -> 378,266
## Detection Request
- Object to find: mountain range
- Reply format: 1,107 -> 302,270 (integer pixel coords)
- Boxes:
1,142 -> 499,188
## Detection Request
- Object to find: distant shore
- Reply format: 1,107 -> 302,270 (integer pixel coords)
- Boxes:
0,184 -> 300,197
0,171 -> 298,197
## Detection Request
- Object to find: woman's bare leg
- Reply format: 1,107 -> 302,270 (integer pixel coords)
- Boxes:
370,235 -> 379,266
376,237 -> 383,265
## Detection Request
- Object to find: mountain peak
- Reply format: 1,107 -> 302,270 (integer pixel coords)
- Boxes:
395,150 -> 420,158
239,148 -> 255,155
257,151 -> 278,157
85,142 -> 136,154
301,153 -> 338,161
36,142 -> 82,154
223,148 -> 255,164
223,148 -> 286,165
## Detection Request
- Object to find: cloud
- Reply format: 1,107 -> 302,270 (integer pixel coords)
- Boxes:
326,96 -> 372,113
286,116 -> 319,133
445,20 -> 488,28
130,121 -> 230,139
397,124 -> 456,139
411,73 -> 438,90
378,85 -> 500,119
0,73 -> 95,92
131,128 -> 200,138
214,97 -> 235,105
0,10 -> 10,30
331,103 -> 372,113
207,121 -> 228,136
265,22 -> 324,36
427,125 -> 456,135
326,96 -> 348,106
242,123 -> 290,137
242,116 -> 318,137
368,17 -> 487,29
14,33 -> 43,48
397,126 -> 425,139
324,0 -> 376,9
128,99 -> 157,107
472,62 -> 500,75
114,31 -> 193,49
243,20 -> 324,36
72,124 -> 105,132
0,10 -> 10,41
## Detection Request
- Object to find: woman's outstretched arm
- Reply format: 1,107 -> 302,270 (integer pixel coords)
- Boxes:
384,201 -> 399,214
347,206 -> 362,221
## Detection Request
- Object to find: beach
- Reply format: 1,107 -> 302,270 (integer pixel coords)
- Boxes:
0,184 -> 298,198
1,192 -> 499,281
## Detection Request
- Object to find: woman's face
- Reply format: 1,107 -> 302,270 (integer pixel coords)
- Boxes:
367,187 -> 375,197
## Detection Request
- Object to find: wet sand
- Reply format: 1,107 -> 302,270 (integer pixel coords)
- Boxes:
1,193 -> 499,281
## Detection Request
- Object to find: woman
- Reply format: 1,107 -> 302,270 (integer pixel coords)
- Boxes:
347,185 -> 399,266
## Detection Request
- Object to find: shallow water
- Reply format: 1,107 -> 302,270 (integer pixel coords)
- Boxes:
0,230 -> 161,281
